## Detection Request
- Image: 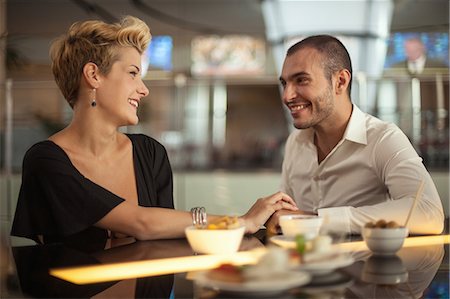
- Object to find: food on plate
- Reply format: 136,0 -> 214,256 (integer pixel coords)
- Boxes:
206,216 -> 241,230
295,234 -> 306,254
206,263 -> 244,283
290,234 -> 339,264
311,234 -> 332,252
364,220 -> 402,229
244,247 -> 289,280
206,247 -> 290,283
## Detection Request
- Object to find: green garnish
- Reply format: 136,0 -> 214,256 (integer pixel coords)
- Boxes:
295,234 -> 306,254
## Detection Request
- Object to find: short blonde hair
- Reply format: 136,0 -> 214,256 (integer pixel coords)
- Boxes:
50,16 -> 151,108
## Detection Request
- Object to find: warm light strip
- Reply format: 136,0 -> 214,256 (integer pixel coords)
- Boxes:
50,248 -> 267,285
50,235 -> 449,285
336,235 -> 450,252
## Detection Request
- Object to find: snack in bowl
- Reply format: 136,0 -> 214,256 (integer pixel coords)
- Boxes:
362,220 -> 409,255
185,216 -> 245,254
206,216 -> 241,230
364,219 -> 402,229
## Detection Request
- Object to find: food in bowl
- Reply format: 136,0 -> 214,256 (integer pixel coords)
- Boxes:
206,216 -> 240,230
362,220 -> 409,255
364,219 -> 402,229
185,217 -> 245,254
279,215 -> 324,239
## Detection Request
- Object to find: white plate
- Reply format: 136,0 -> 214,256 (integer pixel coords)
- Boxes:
270,235 -> 354,274
195,270 -> 311,296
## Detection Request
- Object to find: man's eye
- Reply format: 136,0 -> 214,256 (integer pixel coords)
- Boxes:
297,77 -> 310,84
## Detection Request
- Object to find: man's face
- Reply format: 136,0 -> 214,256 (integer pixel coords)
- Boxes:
279,48 -> 335,130
404,39 -> 425,62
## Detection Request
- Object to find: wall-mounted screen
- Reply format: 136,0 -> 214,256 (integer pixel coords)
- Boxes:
191,35 -> 265,76
143,35 -> 173,74
384,32 -> 449,69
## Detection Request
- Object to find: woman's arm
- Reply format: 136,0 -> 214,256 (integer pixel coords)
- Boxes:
96,191 -> 298,240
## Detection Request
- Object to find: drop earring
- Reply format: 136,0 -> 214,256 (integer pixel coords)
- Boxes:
91,88 -> 97,107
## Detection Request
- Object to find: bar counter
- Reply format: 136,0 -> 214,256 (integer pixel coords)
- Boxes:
5,231 -> 449,298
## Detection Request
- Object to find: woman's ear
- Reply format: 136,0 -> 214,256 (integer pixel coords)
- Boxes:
82,62 -> 100,89
335,69 -> 351,95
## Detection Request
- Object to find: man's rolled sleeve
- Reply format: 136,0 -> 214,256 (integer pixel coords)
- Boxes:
318,206 -> 351,234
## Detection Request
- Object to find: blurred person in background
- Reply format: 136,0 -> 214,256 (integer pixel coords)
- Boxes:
267,35 -> 444,235
10,16 -> 298,246
383,36 -> 449,169
390,36 -> 448,76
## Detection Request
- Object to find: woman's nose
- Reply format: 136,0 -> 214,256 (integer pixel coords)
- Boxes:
138,80 -> 149,98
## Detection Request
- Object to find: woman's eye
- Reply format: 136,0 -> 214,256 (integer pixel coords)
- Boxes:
130,71 -> 138,77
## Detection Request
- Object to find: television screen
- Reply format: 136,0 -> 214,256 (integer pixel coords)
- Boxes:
142,35 -> 173,74
384,32 -> 449,69
191,35 -> 266,76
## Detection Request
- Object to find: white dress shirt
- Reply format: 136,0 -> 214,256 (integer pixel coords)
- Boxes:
407,54 -> 426,74
280,105 -> 444,235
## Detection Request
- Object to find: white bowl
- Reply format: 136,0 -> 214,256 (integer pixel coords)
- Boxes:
279,215 -> 323,239
361,226 -> 409,256
185,225 -> 245,254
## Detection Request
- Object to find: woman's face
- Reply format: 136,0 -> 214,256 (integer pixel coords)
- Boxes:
97,47 -> 149,126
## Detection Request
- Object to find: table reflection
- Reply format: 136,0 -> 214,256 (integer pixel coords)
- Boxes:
11,235 -> 264,298
8,233 -> 448,299
342,244 -> 445,299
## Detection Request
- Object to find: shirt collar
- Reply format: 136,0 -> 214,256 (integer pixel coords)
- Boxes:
343,104 -> 367,145
407,54 -> 426,74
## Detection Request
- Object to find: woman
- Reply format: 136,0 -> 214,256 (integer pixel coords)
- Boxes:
10,16 -> 297,245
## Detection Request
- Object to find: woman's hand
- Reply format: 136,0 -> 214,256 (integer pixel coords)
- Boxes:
240,191 -> 298,234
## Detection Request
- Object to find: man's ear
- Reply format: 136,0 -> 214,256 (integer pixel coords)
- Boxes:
335,69 -> 351,95
82,62 -> 101,89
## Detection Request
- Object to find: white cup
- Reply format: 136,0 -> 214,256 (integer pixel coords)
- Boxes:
279,215 -> 324,239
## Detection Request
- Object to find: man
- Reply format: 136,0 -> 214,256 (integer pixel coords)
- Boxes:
390,37 -> 448,76
270,35 -> 444,235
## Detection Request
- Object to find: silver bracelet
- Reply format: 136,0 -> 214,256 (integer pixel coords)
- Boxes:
191,207 -> 207,228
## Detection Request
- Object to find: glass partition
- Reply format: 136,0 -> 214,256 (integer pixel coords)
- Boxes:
1,74 -> 449,171
1,74 -> 448,220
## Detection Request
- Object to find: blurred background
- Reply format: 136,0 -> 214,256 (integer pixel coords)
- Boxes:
0,0 -> 449,242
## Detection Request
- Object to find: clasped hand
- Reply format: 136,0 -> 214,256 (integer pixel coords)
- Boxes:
240,191 -> 299,234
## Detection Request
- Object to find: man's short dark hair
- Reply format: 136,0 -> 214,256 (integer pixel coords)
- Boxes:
287,35 -> 353,96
